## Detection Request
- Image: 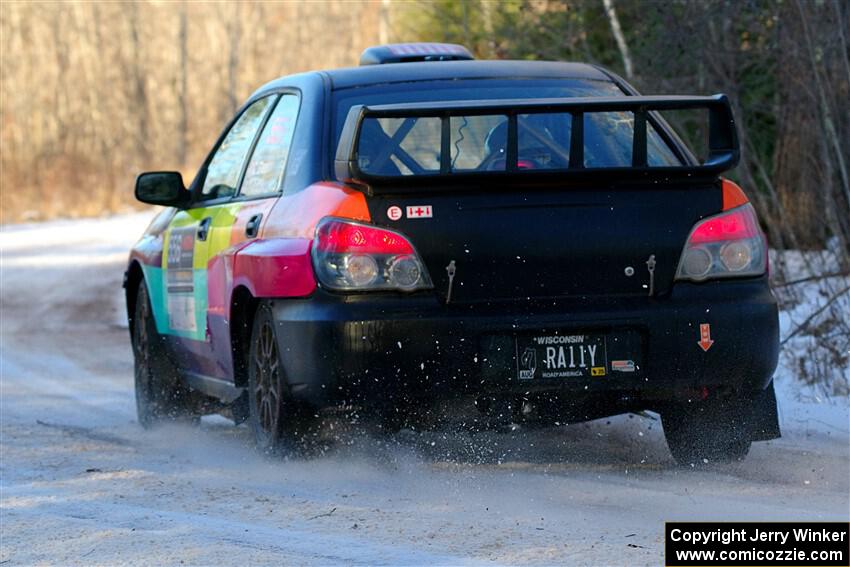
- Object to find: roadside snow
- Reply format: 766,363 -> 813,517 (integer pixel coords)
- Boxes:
1,213 -> 848,566
769,248 -> 850,443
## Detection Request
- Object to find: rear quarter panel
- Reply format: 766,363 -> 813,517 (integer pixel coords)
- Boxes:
227,181 -> 370,301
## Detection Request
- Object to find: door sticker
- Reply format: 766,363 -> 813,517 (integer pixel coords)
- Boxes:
166,226 -> 197,333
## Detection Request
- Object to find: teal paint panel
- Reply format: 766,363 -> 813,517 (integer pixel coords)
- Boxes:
190,269 -> 209,342
140,265 -> 170,335
140,264 -> 208,342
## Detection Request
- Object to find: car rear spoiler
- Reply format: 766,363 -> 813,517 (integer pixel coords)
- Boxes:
334,94 -> 739,193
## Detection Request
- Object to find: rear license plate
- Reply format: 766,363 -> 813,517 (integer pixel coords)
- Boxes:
515,333 -> 608,380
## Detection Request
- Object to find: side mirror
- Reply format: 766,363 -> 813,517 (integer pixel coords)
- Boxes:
135,171 -> 190,208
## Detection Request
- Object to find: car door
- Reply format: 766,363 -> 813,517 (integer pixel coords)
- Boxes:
204,93 -> 302,380
161,95 -> 276,377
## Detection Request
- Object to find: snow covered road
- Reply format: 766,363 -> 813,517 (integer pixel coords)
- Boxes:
1,213 -> 848,566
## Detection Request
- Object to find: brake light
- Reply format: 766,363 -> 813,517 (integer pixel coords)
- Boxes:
675,203 -> 767,282
688,207 -> 757,244
312,217 -> 433,291
315,219 -> 414,255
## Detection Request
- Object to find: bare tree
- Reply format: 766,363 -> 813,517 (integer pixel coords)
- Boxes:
602,0 -> 633,79
0,1 -> 387,222
177,1 -> 189,167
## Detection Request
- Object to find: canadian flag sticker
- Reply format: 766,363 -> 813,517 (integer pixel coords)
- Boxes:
406,205 -> 433,219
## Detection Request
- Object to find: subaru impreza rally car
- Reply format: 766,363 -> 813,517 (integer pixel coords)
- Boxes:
125,42 -> 780,463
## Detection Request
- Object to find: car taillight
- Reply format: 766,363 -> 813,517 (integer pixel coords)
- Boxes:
675,202 -> 767,282
312,217 -> 433,291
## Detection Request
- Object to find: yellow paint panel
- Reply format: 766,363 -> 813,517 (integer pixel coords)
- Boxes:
193,203 -> 241,269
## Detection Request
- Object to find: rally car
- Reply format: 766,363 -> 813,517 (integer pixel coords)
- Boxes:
125,42 -> 780,463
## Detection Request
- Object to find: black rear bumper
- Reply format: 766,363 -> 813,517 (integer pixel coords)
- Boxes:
271,278 -> 779,410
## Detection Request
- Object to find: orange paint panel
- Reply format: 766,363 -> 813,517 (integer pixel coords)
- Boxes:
721,178 -> 749,211
262,182 -> 371,240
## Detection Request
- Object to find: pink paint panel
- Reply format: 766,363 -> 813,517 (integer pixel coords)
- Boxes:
231,238 -> 317,299
207,245 -> 244,319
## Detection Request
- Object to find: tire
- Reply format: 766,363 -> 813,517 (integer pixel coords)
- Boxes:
662,397 -> 752,465
132,280 -> 194,428
247,301 -> 312,454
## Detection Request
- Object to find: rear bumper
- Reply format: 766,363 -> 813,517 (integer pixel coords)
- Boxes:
271,278 -> 779,409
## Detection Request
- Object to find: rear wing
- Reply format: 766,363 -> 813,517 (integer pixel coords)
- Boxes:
334,94 -> 739,191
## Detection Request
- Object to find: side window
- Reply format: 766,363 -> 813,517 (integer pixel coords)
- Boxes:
200,96 -> 274,200
240,95 -> 300,197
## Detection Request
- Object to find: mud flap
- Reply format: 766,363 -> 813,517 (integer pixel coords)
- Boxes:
748,379 -> 780,442
231,390 -> 250,425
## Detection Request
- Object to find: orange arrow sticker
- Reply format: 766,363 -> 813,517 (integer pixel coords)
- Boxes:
698,323 -> 714,352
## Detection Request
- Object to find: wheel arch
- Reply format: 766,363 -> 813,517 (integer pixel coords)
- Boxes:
230,285 -> 259,390
124,260 -> 145,339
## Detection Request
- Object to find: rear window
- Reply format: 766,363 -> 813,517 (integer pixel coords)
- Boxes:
333,79 -> 682,176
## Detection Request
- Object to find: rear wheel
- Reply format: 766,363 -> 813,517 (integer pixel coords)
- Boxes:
247,301 -> 312,454
662,397 -> 752,465
133,281 -> 194,428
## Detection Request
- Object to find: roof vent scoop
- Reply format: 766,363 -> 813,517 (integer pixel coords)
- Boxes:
359,43 -> 474,66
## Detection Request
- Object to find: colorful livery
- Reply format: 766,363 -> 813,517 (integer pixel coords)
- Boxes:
126,43 -> 780,463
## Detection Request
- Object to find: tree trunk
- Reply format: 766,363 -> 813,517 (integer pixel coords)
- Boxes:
177,1 -> 188,167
